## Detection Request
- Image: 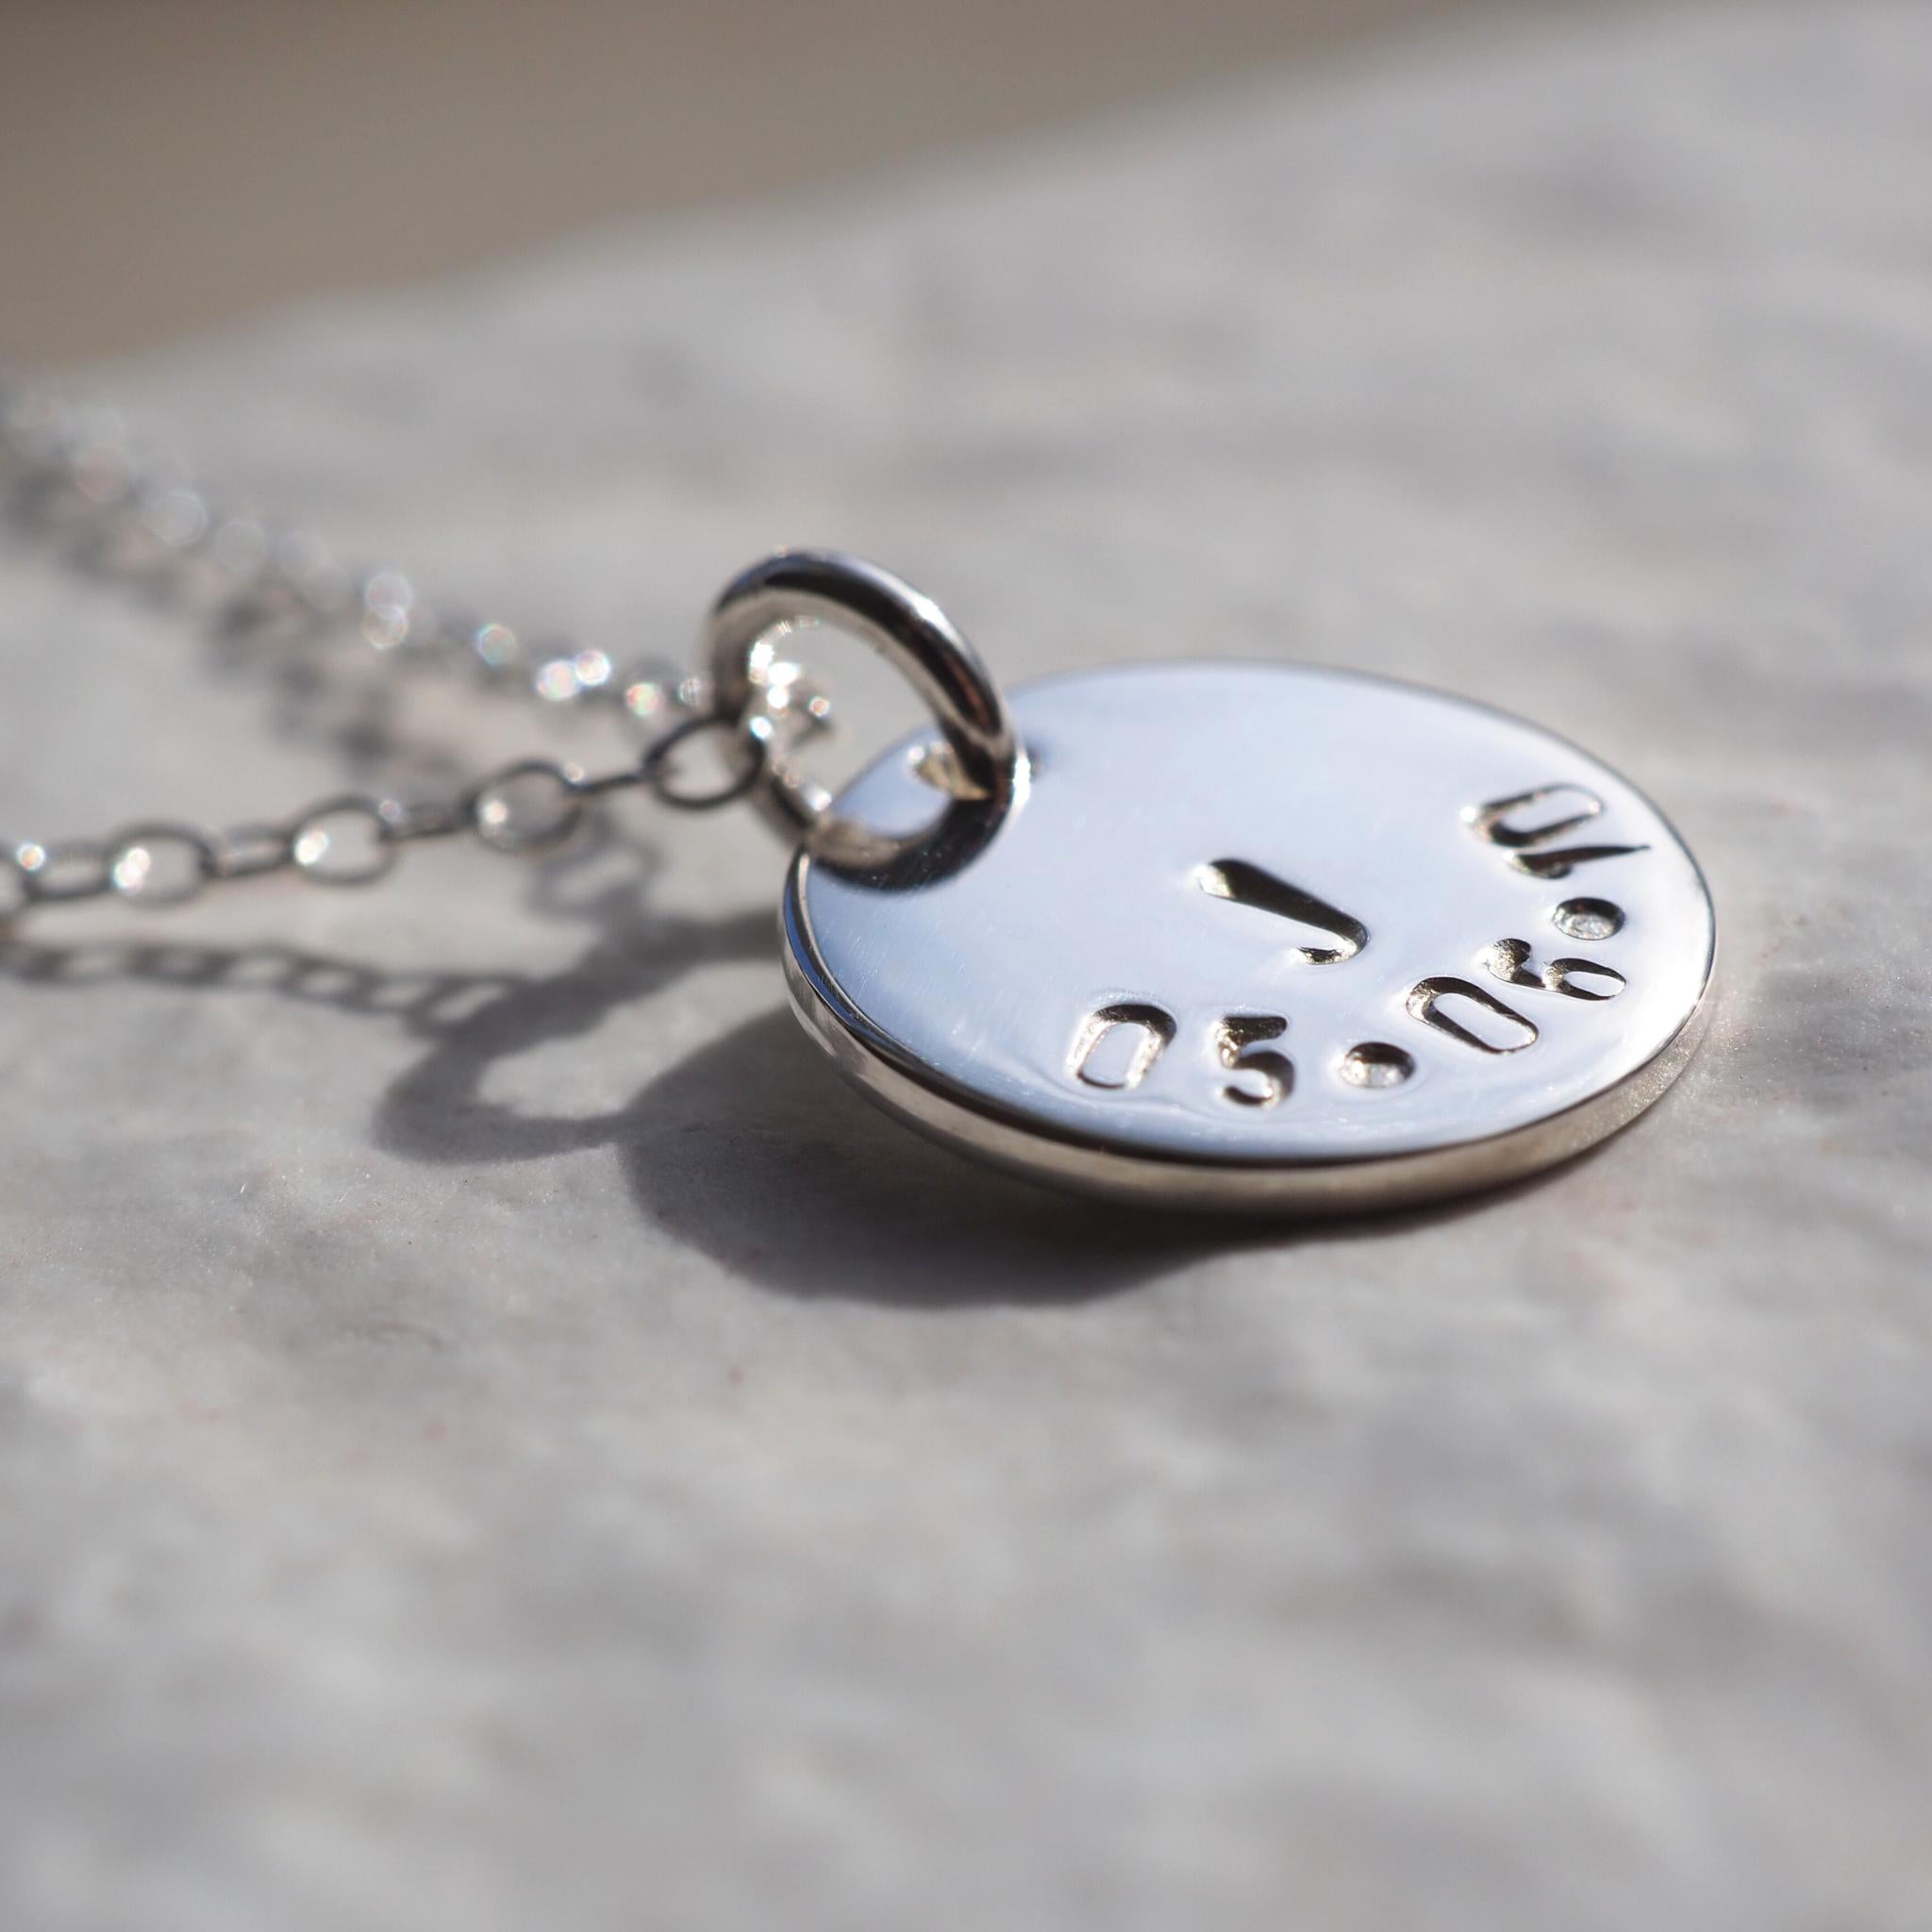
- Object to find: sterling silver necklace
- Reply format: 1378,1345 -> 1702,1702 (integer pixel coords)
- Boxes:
0,380 -> 1715,1213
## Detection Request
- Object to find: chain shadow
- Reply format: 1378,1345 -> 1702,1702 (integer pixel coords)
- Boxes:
600,1006 -> 1638,1303
354,852 -> 1220,1304
0,838 -> 1229,1305
552,1004 -> 1228,1305
0,826 -> 1580,1307
362,847 -> 1564,1305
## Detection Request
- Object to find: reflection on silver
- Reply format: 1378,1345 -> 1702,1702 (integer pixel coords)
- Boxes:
1192,859 -> 1366,964
1071,1003 -> 1174,1091
1465,782 -> 1604,848
785,662 -> 1716,1212
705,550 -> 1026,873
1553,896 -> 1624,941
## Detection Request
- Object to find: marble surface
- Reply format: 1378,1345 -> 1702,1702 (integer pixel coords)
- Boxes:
2,4 -> 1928,1927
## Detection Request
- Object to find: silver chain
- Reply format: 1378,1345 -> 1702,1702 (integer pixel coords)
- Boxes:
0,375 -> 826,921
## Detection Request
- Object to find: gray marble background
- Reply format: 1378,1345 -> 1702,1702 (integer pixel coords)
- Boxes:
2,4 -> 1928,1927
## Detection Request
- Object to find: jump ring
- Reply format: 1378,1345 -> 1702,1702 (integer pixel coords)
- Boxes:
703,550 -> 1024,867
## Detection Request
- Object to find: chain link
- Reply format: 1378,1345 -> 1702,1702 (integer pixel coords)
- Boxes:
0,374 -> 827,923
0,729 -> 775,920
0,374 -> 719,725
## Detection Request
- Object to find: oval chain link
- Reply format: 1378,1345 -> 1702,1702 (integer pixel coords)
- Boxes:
2,729 -> 774,919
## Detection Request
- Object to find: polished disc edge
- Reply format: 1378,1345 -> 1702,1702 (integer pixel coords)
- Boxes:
780,658 -> 1717,1215
782,865 -> 1715,1215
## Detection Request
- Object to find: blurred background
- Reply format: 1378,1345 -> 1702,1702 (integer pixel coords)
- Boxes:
5,8 -> 1931,1932
1,0 -> 1525,364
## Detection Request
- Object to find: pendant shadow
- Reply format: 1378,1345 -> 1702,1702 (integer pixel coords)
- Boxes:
612,1005 -> 1226,1306
2,829 -> 1607,1309
608,1005 -> 1633,1306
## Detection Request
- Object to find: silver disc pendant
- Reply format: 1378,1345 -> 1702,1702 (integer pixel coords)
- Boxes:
709,556 -> 1715,1212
